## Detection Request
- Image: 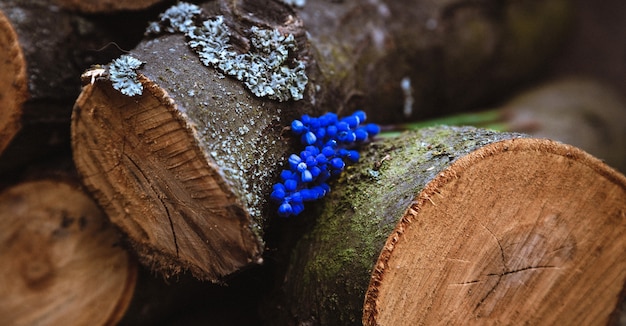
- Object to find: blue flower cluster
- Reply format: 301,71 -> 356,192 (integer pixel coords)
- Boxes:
271,111 -> 380,217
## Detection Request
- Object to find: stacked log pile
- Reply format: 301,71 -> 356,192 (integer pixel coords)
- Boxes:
1,0 -> 625,325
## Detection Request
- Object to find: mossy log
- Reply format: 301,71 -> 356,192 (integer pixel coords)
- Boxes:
274,126 -> 626,325
0,179 -> 137,325
71,0 -> 572,281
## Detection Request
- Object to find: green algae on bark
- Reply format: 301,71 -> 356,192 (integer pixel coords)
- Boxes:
279,126 -> 526,325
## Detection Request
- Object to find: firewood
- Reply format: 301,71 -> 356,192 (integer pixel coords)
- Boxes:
0,9 -> 27,155
273,126 -> 626,325
71,0 -> 573,281
0,179 -> 137,326
0,0 -> 148,172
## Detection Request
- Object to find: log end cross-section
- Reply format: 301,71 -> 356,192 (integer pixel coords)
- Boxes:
71,76 -> 263,281
363,138 -> 626,325
0,180 -> 136,325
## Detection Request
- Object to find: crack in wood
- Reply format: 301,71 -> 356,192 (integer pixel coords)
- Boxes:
473,221 -> 560,312
125,153 -> 180,257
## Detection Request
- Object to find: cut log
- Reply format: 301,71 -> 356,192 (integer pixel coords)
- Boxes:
0,179 -> 137,326
273,126 -> 626,325
71,0 -> 573,281
0,9 -> 27,155
0,0 -> 148,172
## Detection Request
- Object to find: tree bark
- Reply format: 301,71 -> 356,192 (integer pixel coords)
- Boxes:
273,126 -> 626,325
71,0 -> 572,281
0,179 -> 137,326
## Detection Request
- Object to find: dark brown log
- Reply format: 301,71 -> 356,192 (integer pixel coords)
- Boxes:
0,9 -> 27,155
71,0 -> 573,281
272,126 -> 626,325
0,0 -> 149,173
54,0 -> 164,13
0,179 -> 137,325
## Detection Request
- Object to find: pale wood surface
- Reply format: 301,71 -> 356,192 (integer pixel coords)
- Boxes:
0,180 -> 137,326
364,138 -> 626,325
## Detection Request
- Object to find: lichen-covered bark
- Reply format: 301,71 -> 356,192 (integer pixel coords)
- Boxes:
276,126 -> 525,325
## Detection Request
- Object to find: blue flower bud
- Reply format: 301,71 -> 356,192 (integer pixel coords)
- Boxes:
303,131 -> 317,145
355,128 -> 368,141
326,125 -> 337,138
297,162 -> 308,172
337,121 -> 350,132
289,154 -> 301,167
300,189 -> 315,201
271,188 -> 286,201
278,202 -> 293,217
338,131 -> 356,143
301,169 -> 313,182
366,123 -> 380,135
346,150 -> 360,162
310,166 -> 321,178
322,146 -> 335,157
315,153 -> 328,165
291,120 -> 305,134
330,157 -> 345,170
290,191 -> 303,203
280,169 -> 296,181
292,202 -> 305,215
342,115 -> 359,129
305,155 -> 317,167
285,179 -> 298,191
354,110 -> 366,124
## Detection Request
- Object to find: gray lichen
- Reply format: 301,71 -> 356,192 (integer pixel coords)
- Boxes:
108,55 -> 144,96
146,2 -> 201,34
147,2 -> 308,102
280,0 -> 306,7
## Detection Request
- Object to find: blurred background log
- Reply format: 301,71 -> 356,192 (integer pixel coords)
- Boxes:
270,126 -> 626,325
53,0 -> 165,13
0,178 -> 137,326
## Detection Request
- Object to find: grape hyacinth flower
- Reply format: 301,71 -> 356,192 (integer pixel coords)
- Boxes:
271,111 -> 380,217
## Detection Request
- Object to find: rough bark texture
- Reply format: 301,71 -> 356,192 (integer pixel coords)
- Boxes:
71,0 -> 573,281
0,9 -> 27,155
0,0 -> 148,173
0,179 -> 137,326
273,126 -> 626,325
